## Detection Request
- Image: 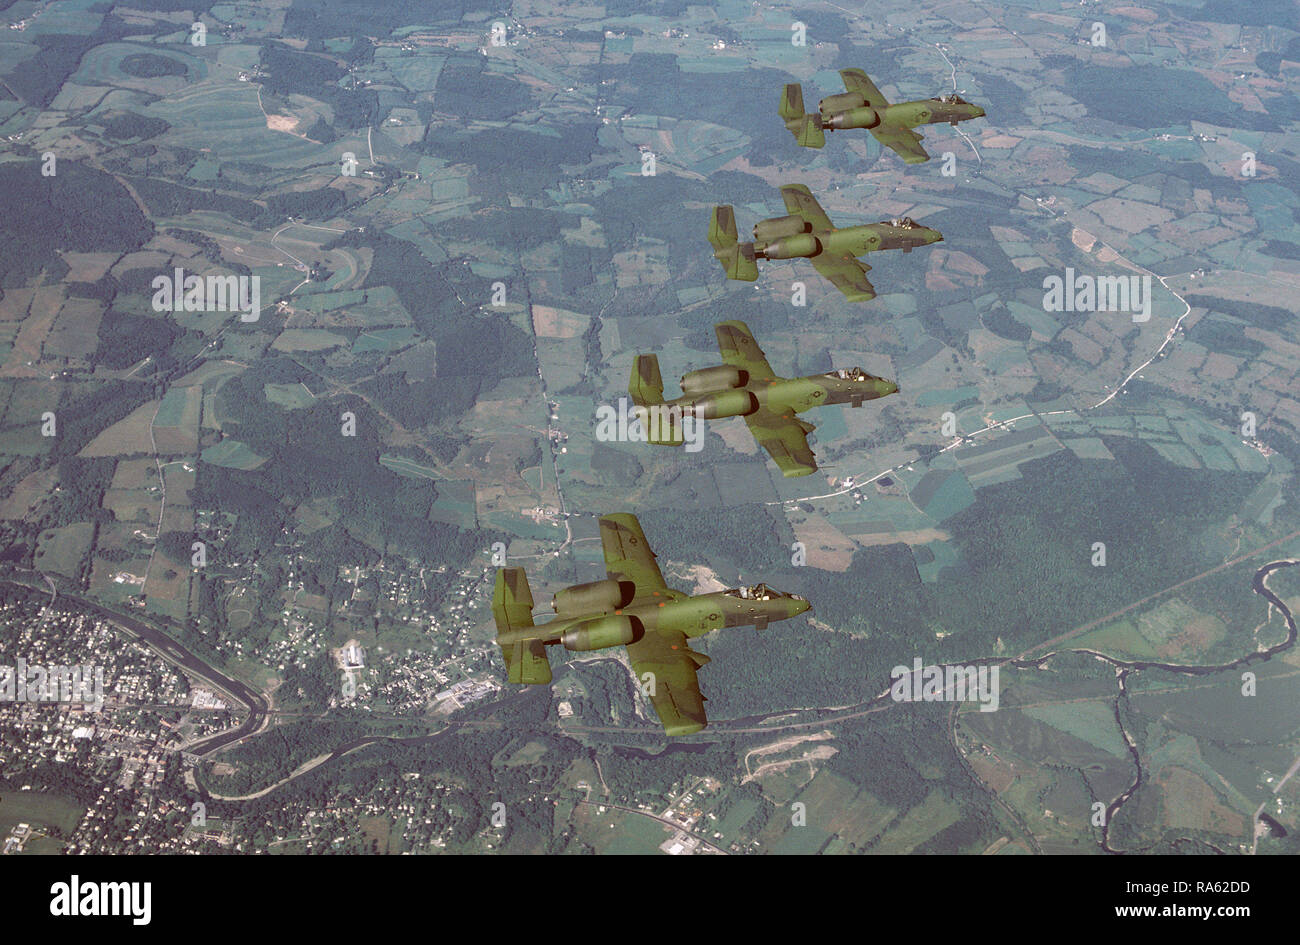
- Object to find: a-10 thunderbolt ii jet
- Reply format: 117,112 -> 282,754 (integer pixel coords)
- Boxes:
779,68 -> 986,164
708,183 -> 942,302
628,319 -> 898,478
493,513 -> 810,735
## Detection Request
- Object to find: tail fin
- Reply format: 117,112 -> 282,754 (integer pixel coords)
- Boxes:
779,84 -> 825,148
493,568 -> 551,684
629,355 -> 685,446
708,206 -> 760,282
629,354 -> 666,407
779,82 -> 806,121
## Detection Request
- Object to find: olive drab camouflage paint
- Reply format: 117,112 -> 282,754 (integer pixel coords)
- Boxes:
493,513 -> 811,735
780,68 -> 986,163
627,320 -> 897,478
708,184 -> 942,301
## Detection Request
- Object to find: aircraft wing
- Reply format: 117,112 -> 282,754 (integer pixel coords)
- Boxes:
600,513 -> 668,600
810,253 -> 877,302
870,124 -> 930,164
626,630 -> 709,736
745,407 -> 819,477
715,320 -> 776,381
840,68 -> 890,107
779,183 -> 834,231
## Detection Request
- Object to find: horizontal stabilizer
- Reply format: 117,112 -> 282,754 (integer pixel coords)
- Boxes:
493,568 -> 551,685
709,206 -> 760,282
633,405 -> 687,447
500,639 -> 551,685
781,86 -> 824,148
794,115 -> 825,149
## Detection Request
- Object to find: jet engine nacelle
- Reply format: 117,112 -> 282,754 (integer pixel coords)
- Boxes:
819,91 -> 866,115
824,106 -> 881,130
680,365 -> 748,395
759,233 -> 821,259
686,388 -> 759,420
562,614 -> 642,651
753,214 -> 811,242
553,578 -> 634,616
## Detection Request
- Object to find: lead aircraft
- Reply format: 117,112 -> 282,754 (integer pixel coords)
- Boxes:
493,513 -> 810,735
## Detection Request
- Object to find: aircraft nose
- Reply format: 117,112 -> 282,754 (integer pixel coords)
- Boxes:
927,229 -> 944,243
881,379 -> 899,395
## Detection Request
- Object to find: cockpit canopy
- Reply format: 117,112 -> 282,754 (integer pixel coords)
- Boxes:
729,583 -> 778,601
826,367 -> 872,382
933,93 -> 970,105
889,216 -> 921,229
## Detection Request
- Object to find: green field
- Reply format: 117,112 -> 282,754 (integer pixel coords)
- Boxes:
201,439 -> 267,470
378,454 -> 440,480
264,383 -> 317,409
0,790 -> 85,850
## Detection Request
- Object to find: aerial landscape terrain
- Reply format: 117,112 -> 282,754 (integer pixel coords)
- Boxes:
0,0 -> 1298,857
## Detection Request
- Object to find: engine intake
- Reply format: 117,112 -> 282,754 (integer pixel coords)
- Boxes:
680,365 -> 747,395
562,614 -> 642,652
552,578 -> 635,616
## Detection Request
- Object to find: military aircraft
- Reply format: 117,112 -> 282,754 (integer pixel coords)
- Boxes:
708,183 -> 942,301
779,68 -> 986,164
628,319 -> 898,478
493,513 -> 810,735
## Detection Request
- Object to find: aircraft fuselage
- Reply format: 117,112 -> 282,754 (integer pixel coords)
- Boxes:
658,370 -> 899,421
754,220 -> 943,261
818,96 -> 986,131
498,587 -> 810,650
